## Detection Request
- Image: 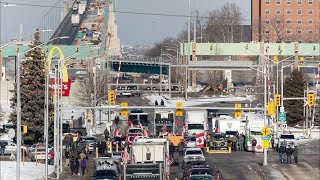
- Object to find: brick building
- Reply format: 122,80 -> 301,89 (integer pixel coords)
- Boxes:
251,0 -> 319,43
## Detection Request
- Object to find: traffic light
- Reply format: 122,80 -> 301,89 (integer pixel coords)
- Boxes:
278,45 -> 281,51
21,125 -> 28,134
45,47 -> 49,52
108,90 -> 115,104
120,102 -> 128,117
245,44 -> 248,50
75,47 -> 79,52
274,94 -> 281,106
299,56 -> 304,66
234,103 -> 241,118
268,102 -> 275,116
176,101 -> 183,117
16,47 -> 19,52
308,93 -> 315,106
273,56 -> 278,64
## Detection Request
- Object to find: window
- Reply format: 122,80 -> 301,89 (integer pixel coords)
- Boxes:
308,0 -> 313,5
308,10 -> 313,14
297,9 -> 302,14
276,0 -> 281,4
276,9 -> 281,14
286,29 -> 291,34
287,0 -> 291,4
266,0 -> 270,4
297,19 -> 302,24
308,19 -> 313,24
297,0 -> 302,4
297,29 -> 302,34
308,29 -> 313,34
265,9 -> 270,14
287,9 -> 291,14
286,19 -> 291,24
265,29 -> 270,34
265,19 -> 270,24
276,19 -> 281,24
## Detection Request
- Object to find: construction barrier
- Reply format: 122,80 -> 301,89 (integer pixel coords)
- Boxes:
206,146 -> 231,154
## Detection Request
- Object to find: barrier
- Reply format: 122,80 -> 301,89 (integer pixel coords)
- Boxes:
206,146 -> 231,154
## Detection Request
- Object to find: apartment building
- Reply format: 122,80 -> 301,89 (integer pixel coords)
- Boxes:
251,0 -> 319,42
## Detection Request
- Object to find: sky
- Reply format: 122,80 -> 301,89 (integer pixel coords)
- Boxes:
0,0 -> 251,45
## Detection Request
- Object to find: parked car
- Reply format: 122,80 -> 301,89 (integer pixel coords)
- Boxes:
183,148 -> 205,168
30,148 -> 49,161
27,144 -> 53,157
0,140 -> 17,155
184,136 -> 197,148
79,136 -> 97,153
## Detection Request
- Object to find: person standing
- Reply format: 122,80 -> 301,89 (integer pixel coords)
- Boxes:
101,140 -> 107,155
65,150 -> 70,167
178,140 -> 184,156
169,142 -> 175,159
70,157 -> 75,176
271,135 -> 275,149
251,138 -> 257,154
293,145 -> 298,163
239,135 -> 244,151
49,150 -> 54,165
75,158 -> 80,175
80,158 -> 87,176
279,145 -> 285,163
286,145 -> 293,164
104,128 -> 110,140
0,142 -> 6,155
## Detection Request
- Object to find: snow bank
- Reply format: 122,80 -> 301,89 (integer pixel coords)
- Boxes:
144,94 -> 247,107
0,161 -> 54,180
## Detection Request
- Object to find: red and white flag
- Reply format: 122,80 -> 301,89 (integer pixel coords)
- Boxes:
128,119 -> 134,128
196,132 -> 205,148
166,153 -> 174,165
143,129 -> 149,137
162,125 -> 167,133
138,120 -> 143,130
113,129 -> 124,138
126,134 -> 138,145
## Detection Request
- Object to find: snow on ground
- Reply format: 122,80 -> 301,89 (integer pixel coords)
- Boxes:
0,161 -> 54,180
0,100 -> 12,113
144,94 -> 248,107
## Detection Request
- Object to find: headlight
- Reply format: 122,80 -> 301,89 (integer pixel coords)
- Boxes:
200,157 -> 205,161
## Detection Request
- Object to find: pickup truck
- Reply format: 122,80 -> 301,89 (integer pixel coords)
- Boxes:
276,134 -> 298,151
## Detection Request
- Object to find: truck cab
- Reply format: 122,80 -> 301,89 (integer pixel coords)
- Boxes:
185,110 -> 208,137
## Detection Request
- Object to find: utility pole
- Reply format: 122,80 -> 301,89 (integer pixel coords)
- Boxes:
186,0 -> 191,101
89,47 -> 96,132
263,48 -> 268,166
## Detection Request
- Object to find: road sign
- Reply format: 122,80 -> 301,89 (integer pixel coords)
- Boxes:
260,127 -> 270,136
279,113 -> 286,121
8,128 -> 15,139
261,136 -> 270,141
262,140 -> 269,148
304,100 -> 308,107
176,110 -> 183,117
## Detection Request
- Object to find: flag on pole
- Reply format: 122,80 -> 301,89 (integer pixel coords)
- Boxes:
143,129 -> 149,137
196,132 -> 205,148
128,119 -> 133,128
113,129 -> 124,138
138,120 -> 143,130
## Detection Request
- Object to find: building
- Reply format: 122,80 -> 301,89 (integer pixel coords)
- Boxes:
251,0 -> 319,43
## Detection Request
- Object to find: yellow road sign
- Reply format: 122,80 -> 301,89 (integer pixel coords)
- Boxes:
176,110 -> 183,117
262,140 -> 269,149
260,127 -> 270,136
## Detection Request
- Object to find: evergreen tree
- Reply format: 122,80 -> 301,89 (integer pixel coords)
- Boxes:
283,69 -> 306,125
9,29 -> 54,143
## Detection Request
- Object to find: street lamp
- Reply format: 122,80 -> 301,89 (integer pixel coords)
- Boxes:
16,36 -> 68,180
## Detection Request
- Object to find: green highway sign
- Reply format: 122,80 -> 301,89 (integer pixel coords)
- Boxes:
279,113 -> 286,121
262,136 -> 270,141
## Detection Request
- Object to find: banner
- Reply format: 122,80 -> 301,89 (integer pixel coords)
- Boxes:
49,78 -> 72,96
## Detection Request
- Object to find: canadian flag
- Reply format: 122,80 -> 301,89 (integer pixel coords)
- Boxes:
138,120 -> 143,130
143,129 -> 149,137
128,119 -> 133,128
162,125 -> 167,133
182,121 -> 186,138
196,132 -> 205,148
126,134 -> 138,145
113,129 -> 124,138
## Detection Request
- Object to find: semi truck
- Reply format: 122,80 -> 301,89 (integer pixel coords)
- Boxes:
71,14 -> 80,26
185,110 -> 208,137
213,115 -> 240,137
125,138 -> 170,179
245,120 -> 265,152
154,110 -> 174,136
78,2 -> 86,14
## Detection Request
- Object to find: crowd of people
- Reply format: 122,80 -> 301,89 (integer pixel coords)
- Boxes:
278,140 -> 298,164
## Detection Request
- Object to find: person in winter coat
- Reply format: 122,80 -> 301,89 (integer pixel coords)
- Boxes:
75,158 -> 80,175
65,150 -> 70,166
169,142 -> 175,158
251,138 -> 257,154
239,135 -> 245,151
101,140 -> 107,154
155,100 -> 159,106
178,140 -> 184,156
271,135 -> 275,149
160,99 -> 164,106
286,145 -> 293,164
104,129 -> 110,140
49,150 -> 54,165
80,158 -> 87,176
293,145 -> 298,163
279,145 -> 285,163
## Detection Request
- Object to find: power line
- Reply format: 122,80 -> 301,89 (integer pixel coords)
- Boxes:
0,1 -> 251,21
